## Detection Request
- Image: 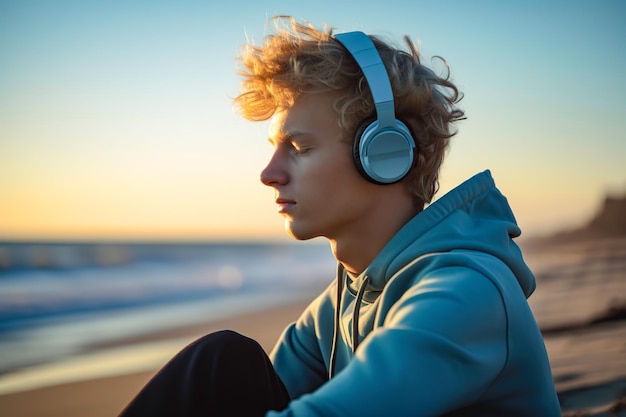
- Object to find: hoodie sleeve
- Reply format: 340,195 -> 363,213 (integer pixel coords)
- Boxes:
267,267 -> 508,417
270,287 -> 337,399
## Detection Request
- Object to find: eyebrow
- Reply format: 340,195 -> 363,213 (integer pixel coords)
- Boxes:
267,130 -> 306,146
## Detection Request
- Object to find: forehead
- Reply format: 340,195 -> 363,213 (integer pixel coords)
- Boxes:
268,92 -> 342,143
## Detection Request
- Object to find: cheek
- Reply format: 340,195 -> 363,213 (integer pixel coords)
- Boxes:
298,146 -> 368,201
320,147 -> 360,178
315,162 -> 369,202
309,156 -> 355,190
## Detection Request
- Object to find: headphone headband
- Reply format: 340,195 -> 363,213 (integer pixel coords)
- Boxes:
334,32 -> 395,128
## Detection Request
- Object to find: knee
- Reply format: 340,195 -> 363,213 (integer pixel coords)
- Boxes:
176,330 -> 268,380
200,329 -> 256,347
190,330 -> 263,358
207,329 -> 250,344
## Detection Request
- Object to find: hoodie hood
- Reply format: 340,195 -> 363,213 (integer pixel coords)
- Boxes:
360,170 -> 536,298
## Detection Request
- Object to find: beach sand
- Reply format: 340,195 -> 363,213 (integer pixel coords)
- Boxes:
0,301 -> 311,417
1,237 -> 625,416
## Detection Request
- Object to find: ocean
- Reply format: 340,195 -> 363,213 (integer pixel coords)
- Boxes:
0,241 -> 337,378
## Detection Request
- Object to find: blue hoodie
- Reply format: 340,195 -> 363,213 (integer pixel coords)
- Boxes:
267,170 -> 561,416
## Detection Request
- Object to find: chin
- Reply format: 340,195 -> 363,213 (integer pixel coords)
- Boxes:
284,221 -> 319,241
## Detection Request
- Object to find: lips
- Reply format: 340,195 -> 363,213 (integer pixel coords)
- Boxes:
275,197 -> 296,213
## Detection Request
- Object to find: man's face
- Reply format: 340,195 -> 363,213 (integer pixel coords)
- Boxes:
261,92 -> 382,241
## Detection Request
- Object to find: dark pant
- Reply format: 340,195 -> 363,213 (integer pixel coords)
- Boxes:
118,330 -> 290,417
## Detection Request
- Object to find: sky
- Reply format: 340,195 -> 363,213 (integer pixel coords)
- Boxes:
1,0 -> 624,242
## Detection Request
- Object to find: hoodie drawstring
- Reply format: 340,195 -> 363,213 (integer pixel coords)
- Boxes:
329,264 -> 370,379
352,275 -> 370,352
329,263 -> 344,379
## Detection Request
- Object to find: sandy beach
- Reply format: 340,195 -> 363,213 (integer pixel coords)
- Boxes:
0,300 -> 312,417
1,236 -> 625,416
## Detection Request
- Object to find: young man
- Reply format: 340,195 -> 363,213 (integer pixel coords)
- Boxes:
120,17 -> 561,416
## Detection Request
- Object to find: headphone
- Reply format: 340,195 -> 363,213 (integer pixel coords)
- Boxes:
334,31 -> 416,184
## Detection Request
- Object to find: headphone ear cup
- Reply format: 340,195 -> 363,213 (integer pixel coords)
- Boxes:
353,118 -> 416,184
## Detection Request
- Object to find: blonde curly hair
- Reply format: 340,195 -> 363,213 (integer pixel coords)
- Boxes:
233,16 -> 465,205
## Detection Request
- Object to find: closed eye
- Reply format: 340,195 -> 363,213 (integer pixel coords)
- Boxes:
290,142 -> 312,156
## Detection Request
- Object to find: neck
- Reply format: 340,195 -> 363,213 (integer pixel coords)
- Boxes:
329,197 -> 422,278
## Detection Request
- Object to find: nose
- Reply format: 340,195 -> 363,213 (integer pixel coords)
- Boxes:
260,151 -> 288,187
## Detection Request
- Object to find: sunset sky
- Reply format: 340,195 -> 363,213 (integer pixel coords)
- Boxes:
1,1 -> 624,242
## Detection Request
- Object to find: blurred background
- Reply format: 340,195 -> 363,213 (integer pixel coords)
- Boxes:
0,1 -> 625,415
